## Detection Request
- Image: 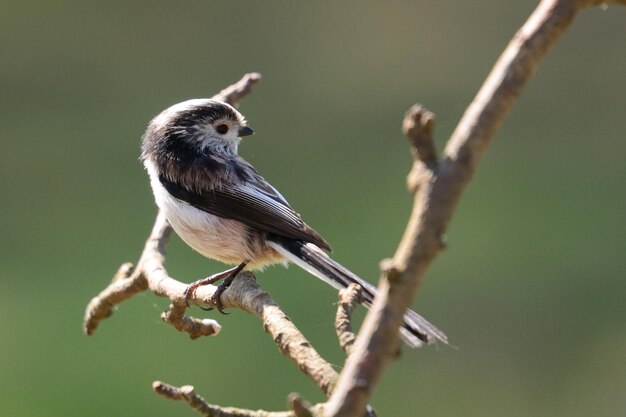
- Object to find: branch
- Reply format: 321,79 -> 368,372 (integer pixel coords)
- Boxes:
220,273 -> 338,396
153,381 -> 329,417
153,381 -> 298,417
325,1 -> 625,416
335,284 -> 363,356
84,210 -> 222,338
212,72 -> 262,106
403,104 -> 438,171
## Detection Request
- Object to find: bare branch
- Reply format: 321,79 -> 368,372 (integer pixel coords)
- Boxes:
153,381 -> 296,417
212,72 -> 262,107
161,302 -> 222,339
325,1 -> 623,416
153,381 -> 331,417
83,263 -> 147,335
220,273 -> 339,396
86,219 -> 337,395
335,284 -> 363,356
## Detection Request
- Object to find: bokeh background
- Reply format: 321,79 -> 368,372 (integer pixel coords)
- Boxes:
1,1 -> 624,416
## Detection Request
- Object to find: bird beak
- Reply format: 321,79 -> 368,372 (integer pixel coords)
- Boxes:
238,126 -> 254,137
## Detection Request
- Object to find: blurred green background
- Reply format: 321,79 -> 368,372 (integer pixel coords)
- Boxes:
1,1 -> 624,416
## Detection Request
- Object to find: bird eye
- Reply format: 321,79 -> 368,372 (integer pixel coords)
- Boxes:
215,123 -> 229,134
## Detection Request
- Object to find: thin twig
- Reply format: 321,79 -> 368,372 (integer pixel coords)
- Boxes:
153,381 -> 297,417
212,72 -> 262,107
335,284 -> 363,356
161,302 -> 222,339
325,1 -> 623,416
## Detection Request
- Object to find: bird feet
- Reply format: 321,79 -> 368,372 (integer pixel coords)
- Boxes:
183,262 -> 247,314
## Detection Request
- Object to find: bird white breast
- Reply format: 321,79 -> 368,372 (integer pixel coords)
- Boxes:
144,160 -> 256,265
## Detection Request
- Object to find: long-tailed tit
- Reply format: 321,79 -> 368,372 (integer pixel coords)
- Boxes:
140,98 -> 447,347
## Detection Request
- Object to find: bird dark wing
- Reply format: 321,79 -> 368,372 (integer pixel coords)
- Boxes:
159,175 -> 332,252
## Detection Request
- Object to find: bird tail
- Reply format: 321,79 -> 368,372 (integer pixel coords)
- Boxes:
270,240 -> 447,348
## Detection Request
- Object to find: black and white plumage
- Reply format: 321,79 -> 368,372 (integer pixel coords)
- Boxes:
140,98 -> 447,348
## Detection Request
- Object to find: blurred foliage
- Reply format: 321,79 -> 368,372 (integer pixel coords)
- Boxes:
0,1 -> 624,416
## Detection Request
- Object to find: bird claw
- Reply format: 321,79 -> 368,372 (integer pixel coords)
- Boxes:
211,279 -> 232,315
182,262 -> 245,313
183,285 -> 215,311
183,286 -> 194,308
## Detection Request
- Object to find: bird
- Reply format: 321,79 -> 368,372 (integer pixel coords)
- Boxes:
140,98 -> 447,348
